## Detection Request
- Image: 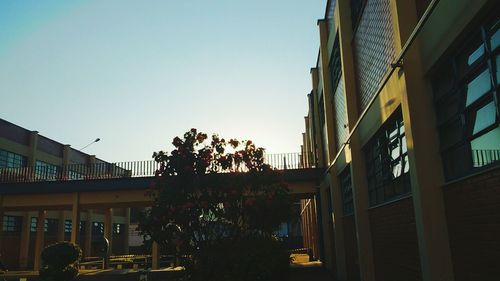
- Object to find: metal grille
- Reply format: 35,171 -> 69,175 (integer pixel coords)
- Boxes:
353,0 -> 396,111
334,77 -> 349,152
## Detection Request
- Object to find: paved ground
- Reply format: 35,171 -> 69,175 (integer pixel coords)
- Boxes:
0,255 -> 334,281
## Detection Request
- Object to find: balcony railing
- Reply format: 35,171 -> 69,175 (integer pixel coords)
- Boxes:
472,149 -> 500,168
0,153 -> 313,183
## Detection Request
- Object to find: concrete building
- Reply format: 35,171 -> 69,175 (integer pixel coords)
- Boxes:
0,118 -> 130,270
301,0 -> 499,280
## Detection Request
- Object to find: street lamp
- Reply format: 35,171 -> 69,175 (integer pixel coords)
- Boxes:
80,138 -> 101,150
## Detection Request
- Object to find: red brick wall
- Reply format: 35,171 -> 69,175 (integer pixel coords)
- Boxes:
443,166 -> 500,281
343,215 -> 360,281
369,197 -> 422,281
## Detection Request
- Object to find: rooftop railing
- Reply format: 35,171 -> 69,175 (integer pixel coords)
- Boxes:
0,153 -> 314,183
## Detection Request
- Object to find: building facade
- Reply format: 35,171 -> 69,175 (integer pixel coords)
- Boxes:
301,0 -> 499,280
0,118 -> 130,270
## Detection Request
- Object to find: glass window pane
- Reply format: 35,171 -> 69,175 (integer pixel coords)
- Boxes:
496,55 -> 500,83
490,19 -> 499,50
468,44 -> 485,65
456,35 -> 484,76
473,101 -> 497,134
465,69 -> 492,106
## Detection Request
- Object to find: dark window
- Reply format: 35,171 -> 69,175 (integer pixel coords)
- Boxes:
0,149 -> 27,168
329,35 -> 342,92
364,109 -> 411,206
113,223 -> 123,235
3,215 -> 21,232
30,217 -> 49,232
319,93 -> 329,162
64,220 -> 72,233
339,166 -> 354,216
432,15 -> 500,181
35,160 -> 61,180
92,222 -> 104,235
350,0 -> 366,32
326,0 -> 337,36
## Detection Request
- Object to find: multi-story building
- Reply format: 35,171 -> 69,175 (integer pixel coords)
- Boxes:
0,118 -> 131,270
301,0 -> 499,280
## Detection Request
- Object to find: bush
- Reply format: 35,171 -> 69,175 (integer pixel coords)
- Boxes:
190,236 -> 290,281
39,242 -> 82,281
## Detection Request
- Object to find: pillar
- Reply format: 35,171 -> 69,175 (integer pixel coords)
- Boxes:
57,211 -> 65,242
104,208 -> 113,255
392,0 -> 455,280
33,210 -> 46,270
84,210 -> 93,257
310,69 -> 326,168
123,208 -> 131,255
70,193 -> 80,244
18,212 -> 31,269
152,241 -> 159,269
337,1 -> 376,280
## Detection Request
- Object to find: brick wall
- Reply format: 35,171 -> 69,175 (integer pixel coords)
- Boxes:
369,197 -> 421,281
343,214 -> 360,281
443,166 -> 500,281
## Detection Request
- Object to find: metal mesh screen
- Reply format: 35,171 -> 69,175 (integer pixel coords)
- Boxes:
353,0 -> 396,111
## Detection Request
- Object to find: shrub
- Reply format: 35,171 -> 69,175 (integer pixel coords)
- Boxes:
190,236 -> 290,281
39,242 -> 82,281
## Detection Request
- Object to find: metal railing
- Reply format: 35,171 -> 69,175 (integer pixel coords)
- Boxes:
0,153 -> 313,183
472,149 -> 500,168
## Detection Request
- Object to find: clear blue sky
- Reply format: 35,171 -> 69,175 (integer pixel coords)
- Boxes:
0,0 -> 326,162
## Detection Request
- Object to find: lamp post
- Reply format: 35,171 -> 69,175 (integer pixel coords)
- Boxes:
80,138 -> 101,151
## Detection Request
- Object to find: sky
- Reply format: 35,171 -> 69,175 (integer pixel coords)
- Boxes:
0,0 -> 327,162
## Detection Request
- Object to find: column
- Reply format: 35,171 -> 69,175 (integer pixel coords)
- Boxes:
310,69 -> 326,168
337,1 -> 376,280
318,19 -> 339,164
18,212 -> 31,269
33,210 -> 46,270
84,210 -> 93,257
151,241 -> 159,269
329,171 -> 348,281
104,208 -> 113,255
392,1 -> 455,280
70,193 -> 80,244
123,208 -> 131,255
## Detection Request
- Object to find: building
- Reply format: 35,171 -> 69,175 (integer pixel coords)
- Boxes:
301,0 -> 499,281
0,118 -> 131,270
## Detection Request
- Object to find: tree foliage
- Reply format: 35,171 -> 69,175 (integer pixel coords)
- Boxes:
39,242 -> 82,281
138,129 -> 293,279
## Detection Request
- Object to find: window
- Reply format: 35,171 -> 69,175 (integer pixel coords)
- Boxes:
350,0 -> 366,32
64,220 -> 72,233
339,167 -> 354,216
0,149 -> 27,168
3,216 -> 21,232
432,15 -> 500,180
326,0 -> 337,36
30,217 -> 48,232
330,35 -> 349,152
364,109 -> 411,206
35,160 -> 61,180
92,222 -> 104,235
113,223 -> 122,235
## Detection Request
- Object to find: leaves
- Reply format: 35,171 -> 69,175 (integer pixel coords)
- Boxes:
138,129 -> 294,272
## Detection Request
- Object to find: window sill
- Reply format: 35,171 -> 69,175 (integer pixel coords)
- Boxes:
367,193 -> 412,210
